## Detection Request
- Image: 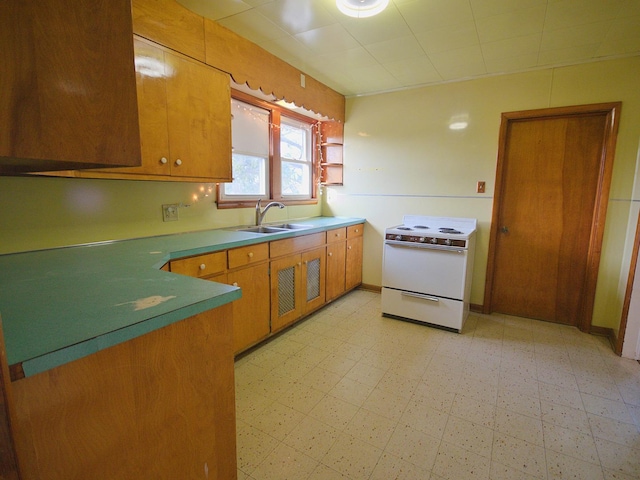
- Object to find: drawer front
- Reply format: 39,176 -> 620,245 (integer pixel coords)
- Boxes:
228,242 -> 269,269
347,224 -> 363,238
270,232 -> 326,258
381,287 -> 467,332
326,227 -> 346,244
170,251 -> 227,278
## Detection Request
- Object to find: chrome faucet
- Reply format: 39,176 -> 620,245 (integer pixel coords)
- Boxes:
255,199 -> 285,226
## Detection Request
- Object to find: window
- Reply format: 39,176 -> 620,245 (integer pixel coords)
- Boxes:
280,116 -> 312,198
218,92 -> 319,207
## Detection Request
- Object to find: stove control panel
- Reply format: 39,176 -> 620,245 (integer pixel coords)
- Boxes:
385,233 -> 467,248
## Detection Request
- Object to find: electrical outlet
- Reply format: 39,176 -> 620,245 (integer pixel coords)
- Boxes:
162,204 -> 179,222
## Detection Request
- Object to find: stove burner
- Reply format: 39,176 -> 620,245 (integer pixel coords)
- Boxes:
413,225 -> 429,229
397,226 -> 412,231
439,228 -> 462,234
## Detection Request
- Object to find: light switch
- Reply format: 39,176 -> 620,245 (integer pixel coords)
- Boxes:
476,181 -> 485,193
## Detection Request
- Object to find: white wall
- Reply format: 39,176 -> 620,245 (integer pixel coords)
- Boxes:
324,56 -> 640,335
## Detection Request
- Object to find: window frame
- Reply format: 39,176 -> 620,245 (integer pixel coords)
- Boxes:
217,90 -> 320,209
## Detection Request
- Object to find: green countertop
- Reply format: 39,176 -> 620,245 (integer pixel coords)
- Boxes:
0,216 -> 365,378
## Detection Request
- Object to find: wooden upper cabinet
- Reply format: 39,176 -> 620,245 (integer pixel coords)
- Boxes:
91,37 -> 232,181
131,0 -> 206,62
0,0 -> 141,174
165,49 -> 231,180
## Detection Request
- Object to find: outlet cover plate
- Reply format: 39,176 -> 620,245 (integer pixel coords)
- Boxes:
162,204 -> 179,222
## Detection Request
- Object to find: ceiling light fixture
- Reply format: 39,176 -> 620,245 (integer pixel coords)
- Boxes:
336,0 -> 389,18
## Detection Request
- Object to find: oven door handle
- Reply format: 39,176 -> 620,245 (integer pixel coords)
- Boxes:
401,291 -> 440,303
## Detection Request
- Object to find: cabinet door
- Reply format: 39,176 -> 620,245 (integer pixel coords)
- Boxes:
326,241 -> 346,302
346,236 -> 363,291
228,263 -> 270,354
165,52 -> 231,180
302,247 -> 326,315
270,255 -> 303,332
0,0 -> 140,173
114,38 -> 172,175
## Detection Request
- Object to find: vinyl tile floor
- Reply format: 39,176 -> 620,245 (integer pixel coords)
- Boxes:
235,290 -> 640,480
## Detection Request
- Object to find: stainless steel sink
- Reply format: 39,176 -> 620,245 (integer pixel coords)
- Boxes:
235,223 -> 313,234
237,226 -> 288,234
268,223 -> 313,230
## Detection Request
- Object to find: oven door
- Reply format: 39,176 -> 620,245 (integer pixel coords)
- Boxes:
382,242 -> 468,300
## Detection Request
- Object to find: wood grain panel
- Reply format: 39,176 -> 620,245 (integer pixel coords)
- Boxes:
0,0 -> 141,173
326,241 -> 346,302
132,0 -> 206,62
227,263 -> 271,353
228,243 -> 269,270
0,317 -> 21,480
165,50 -> 232,179
270,233 -> 326,259
326,228 -> 347,244
11,306 -> 236,480
204,19 -> 345,122
485,103 -> 620,330
302,247 -> 326,315
346,236 -> 363,291
170,251 -> 227,278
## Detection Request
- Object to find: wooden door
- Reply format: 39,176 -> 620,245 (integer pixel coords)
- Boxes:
485,103 -> 620,330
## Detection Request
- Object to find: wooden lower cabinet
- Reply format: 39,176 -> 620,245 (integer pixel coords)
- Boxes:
326,241 -> 346,301
302,247 -> 326,315
228,263 -> 270,353
8,305 -> 236,480
270,246 -> 326,332
346,227 -> 364,291
270,254 -> 303,332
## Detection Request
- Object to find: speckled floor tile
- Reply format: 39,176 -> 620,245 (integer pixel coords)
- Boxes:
234,290 -> 640,480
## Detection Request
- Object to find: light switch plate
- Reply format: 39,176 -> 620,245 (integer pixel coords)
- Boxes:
476,181 -> 486,193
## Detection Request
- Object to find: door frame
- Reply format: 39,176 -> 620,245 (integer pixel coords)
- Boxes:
483,102 -> 622,332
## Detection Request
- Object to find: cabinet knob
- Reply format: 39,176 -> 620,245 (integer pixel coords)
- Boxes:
175,159 -> 182,166
328,252 -> 333,257
297,262 -> 302,267
355,228 -> 359,233
233,282 -> 238,287
348,246 -> 352,250
248,252 -> 254,258
160,157 -> 168,164
199,264 -> 206,270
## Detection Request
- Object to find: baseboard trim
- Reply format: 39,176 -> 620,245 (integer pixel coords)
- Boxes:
359,284 -> 381,293
590,325 -> 618,352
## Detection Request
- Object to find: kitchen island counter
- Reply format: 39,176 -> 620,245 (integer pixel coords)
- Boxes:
0,216 -> 365,378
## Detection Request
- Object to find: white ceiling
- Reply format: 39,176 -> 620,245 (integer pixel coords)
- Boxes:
178,0 -> 640,97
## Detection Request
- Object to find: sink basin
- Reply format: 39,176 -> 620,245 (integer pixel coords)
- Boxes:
268,223 -> 313,230
237,226 -> 288,234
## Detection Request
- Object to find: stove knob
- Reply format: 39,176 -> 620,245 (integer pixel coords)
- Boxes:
395,235 -> 402,241
419,237 -> 426,243
445,239 -> 452,246
430,238 -> 438,244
